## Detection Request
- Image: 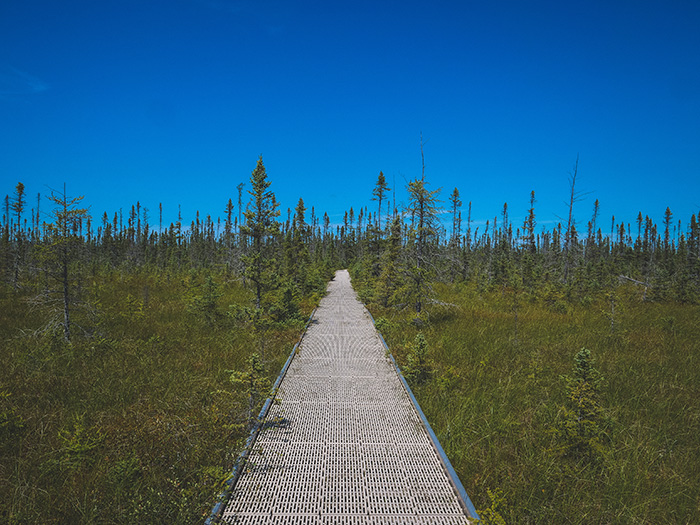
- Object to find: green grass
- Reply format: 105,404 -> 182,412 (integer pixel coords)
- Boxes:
369,281 -> 700,524
0,268 -> 310,524
4,266 -> 698,523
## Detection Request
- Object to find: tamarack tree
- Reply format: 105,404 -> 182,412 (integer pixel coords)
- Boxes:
35,185 -> 90,342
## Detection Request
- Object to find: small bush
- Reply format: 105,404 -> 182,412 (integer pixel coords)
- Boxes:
555,348 -> 610,464
403,332 -> 433,386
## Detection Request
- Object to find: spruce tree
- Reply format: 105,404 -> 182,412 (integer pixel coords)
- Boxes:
241,156 -> 280,311
11,182 -> 26,289
375,216 -> 402,306
523,191 -> 536,254
292,197 -> 310,292
229,353 -> 270,432
663,206 -> 673,253
557,348 -> 609,463
371,171 -> 390,231
403,332 -> 432,386
403,176 -> 441,317
448,188 -> 462,242
224,198 -> 235,272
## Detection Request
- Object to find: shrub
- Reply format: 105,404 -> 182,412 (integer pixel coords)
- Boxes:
403,332 -> 433,386
555,348 -> 610,463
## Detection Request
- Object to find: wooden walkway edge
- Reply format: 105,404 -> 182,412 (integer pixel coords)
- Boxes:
207,270 -> 479,524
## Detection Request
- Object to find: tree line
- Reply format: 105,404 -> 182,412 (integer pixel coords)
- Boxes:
2,155 -> 699,340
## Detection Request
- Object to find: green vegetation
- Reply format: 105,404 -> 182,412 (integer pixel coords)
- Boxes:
356,279 -> 700,524
2,154 -> 699,523
349,159 -> 699,523
0,160 -> 333,523
0,269 -> 312,523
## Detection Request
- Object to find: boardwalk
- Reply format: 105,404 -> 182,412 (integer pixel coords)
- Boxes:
218,270 -> 477,524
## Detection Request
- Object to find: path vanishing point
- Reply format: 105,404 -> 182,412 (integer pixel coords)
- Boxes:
209,270 -> 479,524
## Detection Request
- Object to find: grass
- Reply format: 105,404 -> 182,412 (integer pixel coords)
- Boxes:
0,268 -> 311,524
368,281 -> 700,524
3,265 -> 698,523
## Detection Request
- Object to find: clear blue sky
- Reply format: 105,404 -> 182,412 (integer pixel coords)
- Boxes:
2,0 -> 699,237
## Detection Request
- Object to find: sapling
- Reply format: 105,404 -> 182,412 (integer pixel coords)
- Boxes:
229,353 -> 270,432
403,332 -> 433,386
557,348 -> 609,463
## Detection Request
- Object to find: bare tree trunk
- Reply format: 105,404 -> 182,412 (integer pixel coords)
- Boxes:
62,250 -> 71,341
564,155 -> 580,284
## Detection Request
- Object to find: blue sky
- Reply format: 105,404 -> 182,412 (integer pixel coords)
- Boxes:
1,0 -> 699,237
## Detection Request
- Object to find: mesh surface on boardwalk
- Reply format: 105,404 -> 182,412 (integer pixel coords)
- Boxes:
220,270 -> 474,524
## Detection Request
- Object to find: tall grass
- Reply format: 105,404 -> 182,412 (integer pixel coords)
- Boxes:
370,282 -> 700,524
0,268 -> 308,523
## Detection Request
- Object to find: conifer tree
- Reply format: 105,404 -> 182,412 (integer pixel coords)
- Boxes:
1,196 -> 9,284
690,214 -> 699,260
36,185 -> 90,341
403,176 -> 441,317
241,156 -> 280,311
236,182 -> 244,232
292,197 -> 310,290
282,197 -> 311,297
11,182 -> 26,289
372,171 -> 390,231
403,332 -> 432,386
11,182 -> 25,236
557,348 -> 608,463
446,188 -> 463,282
230,353 -> 270,432
3,195 -> 9,233
449,187 -> 462,244
223,198 -> 235,271
586,199 -> 600,264
663,207 -> 673,253
375,216 -> 402,306
523,191 -> 536,254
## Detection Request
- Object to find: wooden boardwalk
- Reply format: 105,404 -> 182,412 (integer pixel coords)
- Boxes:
215,270 -> 478,524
